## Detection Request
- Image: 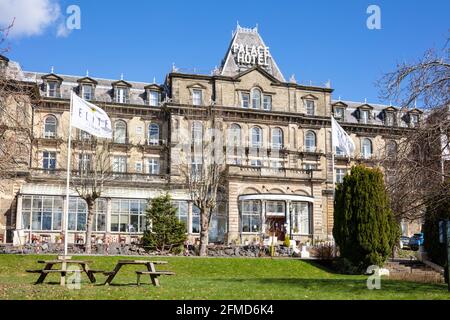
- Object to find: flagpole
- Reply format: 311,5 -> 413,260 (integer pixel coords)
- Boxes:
63,92 -> 74,257
331,116 -> 336,194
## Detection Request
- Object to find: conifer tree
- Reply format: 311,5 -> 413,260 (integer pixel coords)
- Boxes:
333,165 -> 400,272
142,194 -> 187,254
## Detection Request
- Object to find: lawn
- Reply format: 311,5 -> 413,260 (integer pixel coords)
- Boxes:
0,254 -> 448,300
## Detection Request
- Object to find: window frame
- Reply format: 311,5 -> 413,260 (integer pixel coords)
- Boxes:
241,200 -> 261,233
305,131 -> 317,152
192,89 -> 203,106
306,100 -> 315,116
46,81 -> 58,98
147,158 -> 160,175
82,84 -> 93,101
271,128 -> 283,150
241,92 -> 250,108
251,127 -> 262,148
42,151 -> 57,171
263,95 -> 272,111
251,88 -> 262,109
148,90 -> 160,107
43,115 -> 57,139
112,156 -> 127,173
113,120 -> 127,144
362,138 -> 373,159
148,123 -> 160,145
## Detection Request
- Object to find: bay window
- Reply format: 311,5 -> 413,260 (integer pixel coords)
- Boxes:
241,200 -> 261,233
292,202 -> 310,235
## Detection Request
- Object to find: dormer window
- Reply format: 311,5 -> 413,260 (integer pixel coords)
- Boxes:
82,85 -> 93,101
241,92 -> 250,108
360,110 -> 369,124
112,80 -> 132,104
145,84 -> 162,107
149,91 -> 160,107
411,114 -> 419,127
385,112 -> 395,126
193,89 -> 202,106
335,107 -> 344,119
77,77 -> 97,101
47,81 -> 58,97
306,100 -> 315,116
42,73 -> 63,98
115,87 -> 128,103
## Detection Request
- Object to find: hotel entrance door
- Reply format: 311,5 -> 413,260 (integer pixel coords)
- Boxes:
266,217 -> 286,241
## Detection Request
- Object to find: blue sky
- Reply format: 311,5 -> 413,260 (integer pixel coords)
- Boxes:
2,0 -> 449,104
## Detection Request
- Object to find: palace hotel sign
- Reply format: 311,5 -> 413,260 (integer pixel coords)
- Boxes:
232,43 -> 270,66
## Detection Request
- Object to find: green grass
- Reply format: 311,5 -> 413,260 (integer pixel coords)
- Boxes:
0,254 -> 448,300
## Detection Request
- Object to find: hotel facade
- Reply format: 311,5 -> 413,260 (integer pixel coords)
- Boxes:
0,25 -> 422,245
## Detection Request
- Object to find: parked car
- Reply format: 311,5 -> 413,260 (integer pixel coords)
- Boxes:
400,236 -> 410,249
409,233 -> 424,251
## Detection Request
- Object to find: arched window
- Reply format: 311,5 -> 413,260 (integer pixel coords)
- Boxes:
362,138 -> 373,159
44,115 -> 57,138
272,128 -> 283,149
148,123 -> 160,145
228,124 -> 241,146
386,140 -> 397,158
192,121 -> 203,144
251,88 -> 261,109
251,127 -> 262,148
305,131 -> 316,152
114,120 -> 127,144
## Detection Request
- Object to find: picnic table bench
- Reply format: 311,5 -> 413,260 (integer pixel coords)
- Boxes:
104,260 -> 175,287
26,257 -> 102,286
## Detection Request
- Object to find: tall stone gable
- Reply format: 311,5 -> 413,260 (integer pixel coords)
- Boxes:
219,24 -> 286,82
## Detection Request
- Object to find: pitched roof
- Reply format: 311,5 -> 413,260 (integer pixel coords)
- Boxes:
220,24 -> 285,82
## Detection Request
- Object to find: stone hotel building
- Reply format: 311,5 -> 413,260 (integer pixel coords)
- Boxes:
0,25 -> 423,245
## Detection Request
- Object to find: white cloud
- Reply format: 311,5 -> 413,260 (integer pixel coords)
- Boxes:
0,0 -> 62,38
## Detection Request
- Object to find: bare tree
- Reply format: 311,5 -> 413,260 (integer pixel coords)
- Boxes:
0,18 -> 14,55
378,38 -> 450,221
71,134 -> 113,254
0,20 -> 39,191
176,105 -> 227,256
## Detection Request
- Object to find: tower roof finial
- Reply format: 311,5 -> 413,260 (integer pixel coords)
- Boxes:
50,66 -> 54,74
86,70 -> 89,77
120,73 -> 124,80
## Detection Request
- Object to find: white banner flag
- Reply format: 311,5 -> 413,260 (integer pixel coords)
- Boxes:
441,133 -> 450,161
331,116 -> 355,156
70,91 -> 112,139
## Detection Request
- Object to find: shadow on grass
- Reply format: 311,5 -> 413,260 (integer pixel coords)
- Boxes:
214,277 -> 447,293
301,260 -> 341,274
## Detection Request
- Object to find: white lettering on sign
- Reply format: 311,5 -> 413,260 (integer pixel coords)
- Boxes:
232,43 -> 270,66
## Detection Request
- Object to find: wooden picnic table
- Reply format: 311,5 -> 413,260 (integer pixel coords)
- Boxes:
26,258 -> 103,286
104,260 -> 174,287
